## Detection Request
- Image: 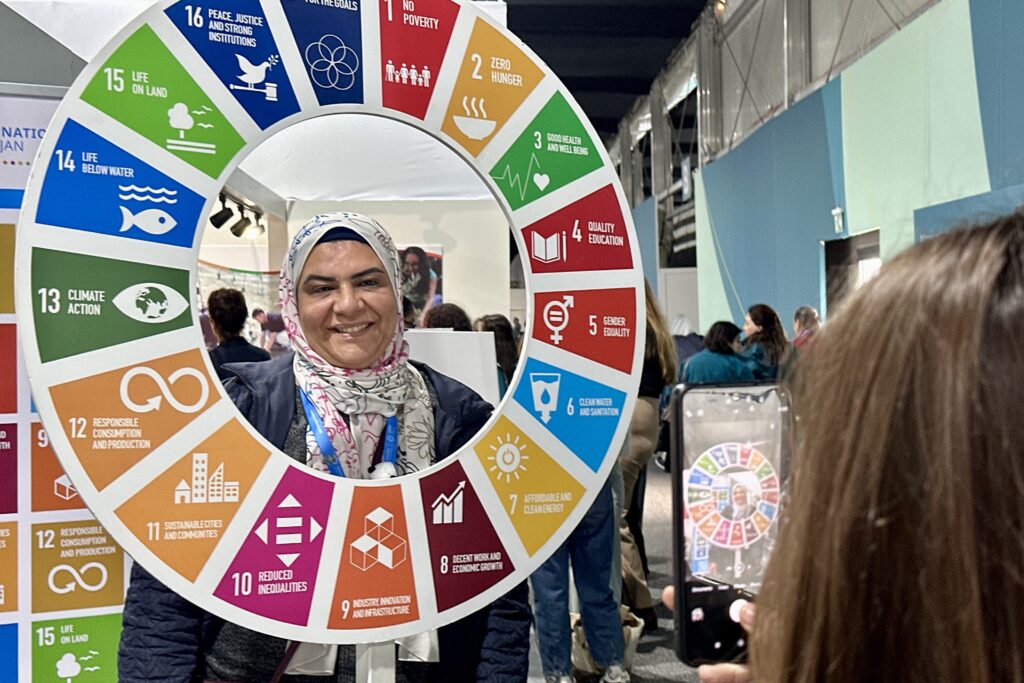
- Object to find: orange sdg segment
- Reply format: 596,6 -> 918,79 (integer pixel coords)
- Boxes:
441,18 -> 544,156
329,485 -> 419,630
0,522 -> 16,613
115,419 -> 270,582
31,422 -> 85,513
473,415 -> 584,555
49,349 -> 218,490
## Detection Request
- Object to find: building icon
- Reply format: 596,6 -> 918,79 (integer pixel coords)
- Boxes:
431,481 -> 465,525
174,453 -> 239,504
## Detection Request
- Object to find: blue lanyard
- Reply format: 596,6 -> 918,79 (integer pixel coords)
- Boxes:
299,388 -> 398,478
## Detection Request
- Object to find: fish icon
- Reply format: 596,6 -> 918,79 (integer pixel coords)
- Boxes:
119,206 -> 177,235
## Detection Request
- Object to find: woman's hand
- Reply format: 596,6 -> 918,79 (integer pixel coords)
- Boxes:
661,585 -> 755,683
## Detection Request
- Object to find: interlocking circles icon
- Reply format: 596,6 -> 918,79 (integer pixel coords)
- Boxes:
305,34 -> 360,91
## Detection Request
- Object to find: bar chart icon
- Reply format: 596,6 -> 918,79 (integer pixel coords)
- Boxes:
431,481 -> 465,525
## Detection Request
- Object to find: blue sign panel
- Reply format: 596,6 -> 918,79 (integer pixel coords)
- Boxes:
513,358 -> 626,472
166,0 -> 301,130
280,0 -> 363,106
0,623 -> 15,672
36,120 -> 205,248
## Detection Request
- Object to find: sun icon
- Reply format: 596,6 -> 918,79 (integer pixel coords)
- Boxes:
488,433 -> 529,483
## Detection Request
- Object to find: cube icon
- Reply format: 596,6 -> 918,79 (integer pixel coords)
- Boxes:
350,534 -> 379,571
377,532 -> 407,569
365,507 -> 394,540
349,507 -> 407,572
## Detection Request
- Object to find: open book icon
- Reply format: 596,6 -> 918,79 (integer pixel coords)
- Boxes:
532,232 -> 566,263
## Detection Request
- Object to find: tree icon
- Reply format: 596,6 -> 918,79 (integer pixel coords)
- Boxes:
56,653 -> 82,682
167,102 -> 193,140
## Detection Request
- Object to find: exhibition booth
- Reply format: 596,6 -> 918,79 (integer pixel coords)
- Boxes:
0,1 -> 646,679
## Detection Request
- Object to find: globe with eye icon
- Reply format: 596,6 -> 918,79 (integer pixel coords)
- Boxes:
134,286 -> 169,320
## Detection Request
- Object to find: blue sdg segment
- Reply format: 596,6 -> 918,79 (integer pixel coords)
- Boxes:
280,0 -> 363,106
36,120 -> 205,249
166,0 -> 301,130
513,358 -> 627,472
0,623 -> 14,671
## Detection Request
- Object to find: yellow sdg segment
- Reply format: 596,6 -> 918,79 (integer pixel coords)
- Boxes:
474,416 -> 583,555
441,19 -> 544,156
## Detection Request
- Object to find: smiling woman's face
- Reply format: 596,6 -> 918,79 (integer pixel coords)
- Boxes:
297,240 -> 397,370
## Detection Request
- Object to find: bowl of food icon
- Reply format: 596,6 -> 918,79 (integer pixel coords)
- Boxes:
453,115 -> 496,140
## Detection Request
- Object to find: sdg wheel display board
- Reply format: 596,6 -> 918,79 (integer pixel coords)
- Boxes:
15,0 -> 644,642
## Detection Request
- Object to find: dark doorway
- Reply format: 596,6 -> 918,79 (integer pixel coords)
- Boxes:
824,230 -> 881,316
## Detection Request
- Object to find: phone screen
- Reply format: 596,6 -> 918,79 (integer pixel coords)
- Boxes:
671,384 -> 790,666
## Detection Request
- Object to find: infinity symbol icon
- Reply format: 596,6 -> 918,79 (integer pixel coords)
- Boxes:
118,366 -> 209,414
48,562 -> 108,594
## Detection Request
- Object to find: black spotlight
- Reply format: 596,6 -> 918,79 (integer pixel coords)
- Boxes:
209,195 -> 234,228
245,212 -> 266,240
229,208 -> 252,238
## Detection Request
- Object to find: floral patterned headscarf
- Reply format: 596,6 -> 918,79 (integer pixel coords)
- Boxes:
281,212 -> 435,478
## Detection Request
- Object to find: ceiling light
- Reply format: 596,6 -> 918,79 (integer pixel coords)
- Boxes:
229,208 -> 252,238
209,194 -> 234,228
243,212 -> 266,240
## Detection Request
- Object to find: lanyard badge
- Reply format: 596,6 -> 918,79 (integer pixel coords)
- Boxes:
299,388 -> 399,479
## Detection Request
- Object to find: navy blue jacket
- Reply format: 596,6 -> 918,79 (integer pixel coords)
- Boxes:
119,354 -> 532,682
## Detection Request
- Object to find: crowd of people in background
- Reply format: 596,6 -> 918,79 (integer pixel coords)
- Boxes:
174,207 -> 1024,683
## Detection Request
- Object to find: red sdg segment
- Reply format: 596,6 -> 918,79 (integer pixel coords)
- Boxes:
380,0 -> 460,119
532,288 -> 637,374
521,185 -> 633,274
418,460 -> 513,612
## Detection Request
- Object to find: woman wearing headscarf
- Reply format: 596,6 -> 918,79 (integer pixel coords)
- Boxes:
119,213 -> 532,682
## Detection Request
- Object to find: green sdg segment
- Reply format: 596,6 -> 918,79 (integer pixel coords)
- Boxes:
33,613 -> 121,682
81,24 -> 246,178
490,92 -> 603,211
31,249 -> 191,363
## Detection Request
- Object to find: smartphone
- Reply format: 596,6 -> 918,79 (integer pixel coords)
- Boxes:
670,383 -> 791,666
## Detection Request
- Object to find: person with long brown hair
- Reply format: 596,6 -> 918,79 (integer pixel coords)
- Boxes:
620,281 -> 678,631
700,215 -> 1024,683
740,303 -> 789,379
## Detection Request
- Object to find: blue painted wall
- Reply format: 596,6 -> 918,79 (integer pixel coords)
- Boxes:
631,196 -> 658,290
970,0 -> 1024,192
700,81 -> 843,325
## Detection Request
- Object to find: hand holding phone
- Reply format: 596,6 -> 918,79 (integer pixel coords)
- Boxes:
670,383 -> 789,668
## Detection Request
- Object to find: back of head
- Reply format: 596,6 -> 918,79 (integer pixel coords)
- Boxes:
752,217 -> 1024,683
207,288 -> 248,338
422,303 -> 472,331
703,321 -> 741,354
745,303 -> 788,365
475,313 -> 518,382
793,305 -> 820,332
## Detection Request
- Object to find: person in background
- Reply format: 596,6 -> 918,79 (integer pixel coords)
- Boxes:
206,288 -> 270,381
512,316 -> 523,343
683,322 -> 756,385
531,473 -> 630,683
619,281 -> 677,633
400,245 -> 438,325
252,306 -> 290,357
422,302 -> 472,331
474,313 -> 518,398
199,310 -> 218,350
120,212 -> 532,682
791,305 -> 820,350
670,315 -> 704,376
402,296 -> 418,329
701,217 -> 1024,683
739,304 -> 789,380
